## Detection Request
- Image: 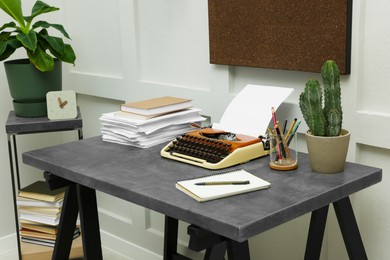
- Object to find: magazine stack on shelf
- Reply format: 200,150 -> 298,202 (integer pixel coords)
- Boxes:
100,96 -> 206,148
17,181 -> 80,247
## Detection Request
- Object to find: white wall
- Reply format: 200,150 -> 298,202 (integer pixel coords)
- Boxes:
1,0 -> 390,259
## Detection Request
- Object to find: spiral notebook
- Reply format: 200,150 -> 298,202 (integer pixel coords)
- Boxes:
176,169 -> 271,202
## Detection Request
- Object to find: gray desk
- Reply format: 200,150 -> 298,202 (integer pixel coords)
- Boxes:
22,136 -> 382,260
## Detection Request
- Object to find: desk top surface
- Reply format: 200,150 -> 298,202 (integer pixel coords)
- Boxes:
23,136 -> 382,242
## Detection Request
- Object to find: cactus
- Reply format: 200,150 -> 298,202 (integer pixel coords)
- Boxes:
299,60 -> 343,136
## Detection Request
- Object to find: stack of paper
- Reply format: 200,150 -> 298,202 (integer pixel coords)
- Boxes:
100,107 -> 206,148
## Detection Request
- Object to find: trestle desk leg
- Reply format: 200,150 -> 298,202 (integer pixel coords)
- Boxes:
226,239 -> 250,260
77,184 -> 103,260
163,216 -> 191,260
304,205 -> 329,260
333,197 -> 368,260
204,241 -> 226,260
52,184 -> 79,260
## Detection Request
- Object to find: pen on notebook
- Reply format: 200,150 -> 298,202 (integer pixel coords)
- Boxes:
195,180 -> 250,185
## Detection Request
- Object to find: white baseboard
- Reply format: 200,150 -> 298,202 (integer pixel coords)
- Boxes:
101,230 -> 162,260
0,233 -> 18,260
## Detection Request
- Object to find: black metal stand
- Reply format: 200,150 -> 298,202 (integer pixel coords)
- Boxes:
5,110 -> 83,259
7,135 -> 22,260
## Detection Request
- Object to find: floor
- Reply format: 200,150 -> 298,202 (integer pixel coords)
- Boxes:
0,247 -> 129,260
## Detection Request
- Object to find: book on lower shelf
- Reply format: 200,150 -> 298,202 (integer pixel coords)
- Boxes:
17,181 -> 80,248
18,181 -> 65,202
17,196 -> 64,208
176,169 -> 271,202
21,234 -> 83,260
20,222 -> 58,235
19,212 -> 60,226
20,226 -> 80,247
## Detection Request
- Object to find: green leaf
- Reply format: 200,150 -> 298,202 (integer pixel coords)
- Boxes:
0,21 -> 17,32
33,21 -> 71,39
25,1 -> 59,23
27,45 -> 54,71
7,37 -> 22,48
0,39 -> 17,61
0,0 -> 25,27
60,44 -> 76,64
0,32 -> 11,41
16,31 -> 37,51
0,41 -> 7,54
41,35 -> 64,54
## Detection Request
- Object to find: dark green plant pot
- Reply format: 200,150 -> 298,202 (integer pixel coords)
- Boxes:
4,59 -> 62,117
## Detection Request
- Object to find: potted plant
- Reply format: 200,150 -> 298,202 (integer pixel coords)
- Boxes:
0,0 -> 76,117
299,60 -> 350,173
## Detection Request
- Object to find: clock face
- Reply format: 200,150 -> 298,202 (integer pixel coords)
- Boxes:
46,90 -> 78,120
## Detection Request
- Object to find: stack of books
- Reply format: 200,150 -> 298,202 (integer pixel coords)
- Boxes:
100,96 -> 206,148
17,181 -> 80,247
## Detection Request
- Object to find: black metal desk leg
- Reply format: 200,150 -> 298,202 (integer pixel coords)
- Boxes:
164,216 -> 180,260
226,239 -> 250,260
333,197 -> 368,260
163,216 -> 191,260
52,184 -> 79,260
204,241 -> 226,260
77,184 -> 103,260
304,205 -> 329,260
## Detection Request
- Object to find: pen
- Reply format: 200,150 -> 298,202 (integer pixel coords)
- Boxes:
282,119 -> 288,135
195,180 -> 250,185
287,119 -> 301,146
285,118 -> 297,141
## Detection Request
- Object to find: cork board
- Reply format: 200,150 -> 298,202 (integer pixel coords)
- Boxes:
208,0 -> 352,74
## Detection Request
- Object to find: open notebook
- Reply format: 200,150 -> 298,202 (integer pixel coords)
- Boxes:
176,169 -> 270,202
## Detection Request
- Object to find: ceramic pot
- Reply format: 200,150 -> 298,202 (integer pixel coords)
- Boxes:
4,59 -> 62,117
305,129 -> 350,173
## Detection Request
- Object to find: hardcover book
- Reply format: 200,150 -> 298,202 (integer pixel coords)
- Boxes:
120,96 -> 192,116
18,181 -> 65,202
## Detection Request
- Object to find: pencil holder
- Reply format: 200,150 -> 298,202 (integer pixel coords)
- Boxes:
269,133 -> 298,171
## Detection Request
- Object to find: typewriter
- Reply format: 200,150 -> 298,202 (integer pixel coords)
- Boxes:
160,128 -> 269,169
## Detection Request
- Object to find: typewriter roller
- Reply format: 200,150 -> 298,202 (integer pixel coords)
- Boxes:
160,128 -> 269,169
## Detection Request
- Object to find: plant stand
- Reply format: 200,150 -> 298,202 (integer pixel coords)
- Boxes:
5,108 -> 83,259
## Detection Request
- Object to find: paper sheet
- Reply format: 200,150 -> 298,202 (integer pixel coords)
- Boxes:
213,84 -> 293,137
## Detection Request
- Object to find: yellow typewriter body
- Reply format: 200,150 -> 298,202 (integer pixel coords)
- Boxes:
160,128 -> 269,169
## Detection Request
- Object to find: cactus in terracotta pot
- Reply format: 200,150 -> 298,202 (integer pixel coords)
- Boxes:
299,60 -> 342,136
